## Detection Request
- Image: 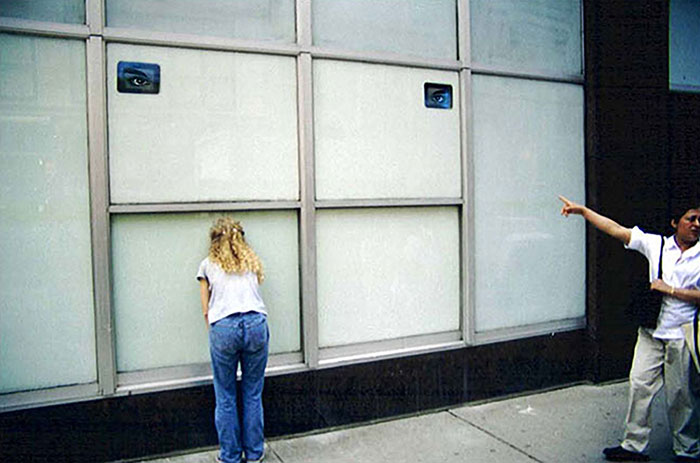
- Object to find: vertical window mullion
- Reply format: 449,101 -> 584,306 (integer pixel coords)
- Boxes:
459,0 -> 473,344
296,0 -> 312,48
458,0 -> 471,65
87,35 -> 117,395
460,68 -> 475,345
86,0 -> 104,35
298,52 -> 319,368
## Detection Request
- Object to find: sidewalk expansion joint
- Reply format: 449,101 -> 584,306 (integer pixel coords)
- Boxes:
269,446 -> 285,463
446,410 -> 545,463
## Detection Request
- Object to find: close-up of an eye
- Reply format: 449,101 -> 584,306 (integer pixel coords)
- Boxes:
423,83 -> 452,109
117,61 -> 160,94
124,68 -> 151,87
431,91 -> 447,104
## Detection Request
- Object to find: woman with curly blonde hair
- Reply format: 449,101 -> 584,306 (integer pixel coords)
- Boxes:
197,217 -> 268,463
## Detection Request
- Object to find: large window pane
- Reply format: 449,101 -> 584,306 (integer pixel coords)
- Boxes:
0,34 -> 95,393
106,0 -> 295,43
107,44 -> 299,203
670,0 -> 700,93
312,0 -> 457,60
0,0 -> 84,24
317,207 -> 460,348
314,60 -> 461,200
112,211 -> 300,373
472,75 -> 585,332
471,0 -> 582,75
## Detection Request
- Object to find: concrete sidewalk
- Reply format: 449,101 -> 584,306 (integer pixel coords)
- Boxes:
132,381 -> 680,463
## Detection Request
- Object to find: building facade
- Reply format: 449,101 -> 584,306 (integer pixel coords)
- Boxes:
1,0 -> 698,461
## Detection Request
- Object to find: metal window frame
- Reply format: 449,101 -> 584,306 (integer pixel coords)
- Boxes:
318,331 -> 463,367
0,17 -> 89,38
0,0 -> 586,412
475,317 -> 587,346
0,384 -> 99,414
87,34 -> 117,397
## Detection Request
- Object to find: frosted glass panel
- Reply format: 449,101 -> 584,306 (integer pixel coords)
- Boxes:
317,208 -> 460,347
106,0 -> 295,42
112,211 -> 300,372
313,0 -> 457,60
314,61 -> 461,200
670,0 -> 700,92
471,0 -> 582,75
472,75 -> 585,332
0,35 -> 95,393
108,44 -> 299,203
0,0 -> 84,24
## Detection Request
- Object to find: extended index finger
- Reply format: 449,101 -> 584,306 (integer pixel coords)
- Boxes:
558,195 -> 571,206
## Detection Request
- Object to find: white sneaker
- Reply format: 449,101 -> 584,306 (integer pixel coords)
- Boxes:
217,454 -> 256,463
245,443 -> 267,463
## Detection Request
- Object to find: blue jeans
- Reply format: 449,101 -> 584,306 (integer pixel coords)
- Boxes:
209,312 -> 269,463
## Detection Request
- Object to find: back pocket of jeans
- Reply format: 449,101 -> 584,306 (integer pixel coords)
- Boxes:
246,317 -> 268,352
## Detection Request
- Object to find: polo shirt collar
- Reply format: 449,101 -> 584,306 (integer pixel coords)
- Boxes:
670,235 -> 700,258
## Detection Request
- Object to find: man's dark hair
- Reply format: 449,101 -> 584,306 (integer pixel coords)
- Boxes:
670,203 -> 700,224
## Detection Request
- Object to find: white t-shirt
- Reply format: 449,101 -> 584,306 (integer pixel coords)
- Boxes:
625,226 -> 700,339
196,257 -> 266,325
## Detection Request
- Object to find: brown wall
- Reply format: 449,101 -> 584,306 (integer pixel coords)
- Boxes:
585,0 -> 700,381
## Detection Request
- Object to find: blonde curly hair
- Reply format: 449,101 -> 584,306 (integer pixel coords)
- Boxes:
208,217 -> 264,284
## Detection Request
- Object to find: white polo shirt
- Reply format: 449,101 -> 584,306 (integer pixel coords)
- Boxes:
625,226 -> 700,339
196,257 -> 266,325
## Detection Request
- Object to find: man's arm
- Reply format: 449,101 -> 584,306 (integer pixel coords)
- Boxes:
650,280 -> 700,305
559,195 -> 632,245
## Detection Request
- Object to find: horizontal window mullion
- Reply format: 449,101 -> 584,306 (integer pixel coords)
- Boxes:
315,198 -> 463,209
474,317 -> 586,346
115,352 -> 304,392
0,383 -> 99,414
471,63 -> 584,84
318,331 -> 464,365
109,201 -> 301,214
310,46 -> 462,72
0,17 -> 89,38
103,27 -> 301,56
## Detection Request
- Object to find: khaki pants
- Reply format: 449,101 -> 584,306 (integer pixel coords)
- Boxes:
621,327 -> 700,457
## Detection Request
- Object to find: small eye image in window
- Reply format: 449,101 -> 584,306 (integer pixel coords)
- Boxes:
424,83 -> 452,109
117,61 -> 160,94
